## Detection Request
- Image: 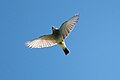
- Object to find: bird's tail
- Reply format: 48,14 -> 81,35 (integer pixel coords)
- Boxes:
63,48 -> 69,55
58,42 -> 70,55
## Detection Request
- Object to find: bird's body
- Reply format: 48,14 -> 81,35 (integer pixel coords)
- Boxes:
52,27 -> 69,55
26,14 -> 79,55
52,28 -> 63,43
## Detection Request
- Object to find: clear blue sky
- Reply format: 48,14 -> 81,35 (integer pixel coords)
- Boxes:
0,0 -> 120,80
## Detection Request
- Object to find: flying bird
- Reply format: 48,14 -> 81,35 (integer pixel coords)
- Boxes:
26,14 -> 79,55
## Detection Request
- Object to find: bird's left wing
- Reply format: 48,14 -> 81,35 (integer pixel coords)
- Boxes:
25,34 -> 57,48
59,14 -> 79,39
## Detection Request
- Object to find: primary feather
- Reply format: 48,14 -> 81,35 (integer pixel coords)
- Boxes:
26,34 -> 57,48
59,14 -> 79,39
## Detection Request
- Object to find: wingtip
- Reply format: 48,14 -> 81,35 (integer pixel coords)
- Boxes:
25,41 -> 32,48
74,13 -> 80,21
73,13 -> 80,20
75,13 -> 80,16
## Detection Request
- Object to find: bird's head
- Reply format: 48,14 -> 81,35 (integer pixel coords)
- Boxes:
51,25 -> 57,31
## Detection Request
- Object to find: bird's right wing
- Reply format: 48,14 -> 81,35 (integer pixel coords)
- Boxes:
59,14 -> 79,39
25,34 -> 57,48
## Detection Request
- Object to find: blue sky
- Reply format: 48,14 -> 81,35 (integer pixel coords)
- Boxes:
0,0 -> 120,80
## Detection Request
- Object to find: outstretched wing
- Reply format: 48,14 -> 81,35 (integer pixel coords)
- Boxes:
25,34 -> 57,48
59,14 -> 79,39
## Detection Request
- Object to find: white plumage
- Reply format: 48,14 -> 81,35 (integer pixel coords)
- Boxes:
26,34 -> 57,48
25,14 -> 79,55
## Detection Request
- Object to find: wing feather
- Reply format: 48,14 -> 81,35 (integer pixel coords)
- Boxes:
59,14 -> 79,39
26,34 -> 57,48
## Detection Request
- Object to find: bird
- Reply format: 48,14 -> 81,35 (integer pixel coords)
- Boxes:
25,14 -> 79,55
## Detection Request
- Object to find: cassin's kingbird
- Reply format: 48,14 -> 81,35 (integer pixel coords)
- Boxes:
26,14 -> 79,55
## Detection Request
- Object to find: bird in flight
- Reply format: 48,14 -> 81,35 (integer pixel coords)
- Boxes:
25,14 -> 79,55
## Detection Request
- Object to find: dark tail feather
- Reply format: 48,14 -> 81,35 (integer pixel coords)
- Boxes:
63,48 -> 69,55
